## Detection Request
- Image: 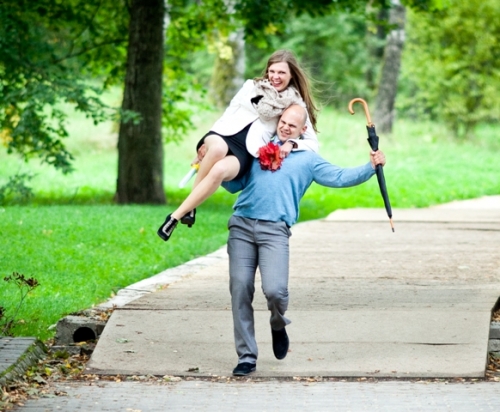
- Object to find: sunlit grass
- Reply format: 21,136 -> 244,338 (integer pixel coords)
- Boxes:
1,202 -> 233,339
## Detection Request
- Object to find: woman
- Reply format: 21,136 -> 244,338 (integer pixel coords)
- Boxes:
158,49 -> 319,241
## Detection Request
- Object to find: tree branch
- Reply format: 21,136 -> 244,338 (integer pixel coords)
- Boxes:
52,37 -> 127,63
64,0 -> 104,58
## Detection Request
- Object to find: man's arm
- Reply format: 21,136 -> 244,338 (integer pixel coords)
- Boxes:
312,151 -> 385,188
313,161 -> 375,188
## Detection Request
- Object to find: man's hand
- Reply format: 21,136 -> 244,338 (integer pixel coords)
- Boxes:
370,150 -> 386,169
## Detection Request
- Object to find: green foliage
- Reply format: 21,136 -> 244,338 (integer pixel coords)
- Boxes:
1,272 -> 40,336
398,0 -> 500,137
162,0 -> 233,141
402,0 -> 452,11
236,0 -> 440,48
235,0 -> 393,46
0,0 -> 128,172
0,0 -> 444,178
0,0 -> 229,169
0,172 -> 34,204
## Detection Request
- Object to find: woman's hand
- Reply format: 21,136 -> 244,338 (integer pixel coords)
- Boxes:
370,150 -> 386,168
280,140 -> 294,159
192,144 -> 207,165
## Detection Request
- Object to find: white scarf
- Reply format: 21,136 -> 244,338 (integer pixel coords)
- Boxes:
252,79 -> 304,121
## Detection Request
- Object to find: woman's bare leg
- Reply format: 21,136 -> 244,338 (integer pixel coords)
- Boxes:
191,135 -> 229,189
171,155 -> 241,220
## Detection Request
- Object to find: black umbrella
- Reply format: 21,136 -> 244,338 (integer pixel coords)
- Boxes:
348,98 -> 394,232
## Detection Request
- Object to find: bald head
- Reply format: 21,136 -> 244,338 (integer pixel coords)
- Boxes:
277,105 -> 308,143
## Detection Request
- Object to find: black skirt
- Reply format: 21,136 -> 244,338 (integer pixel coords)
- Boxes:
196,122 -> 254,180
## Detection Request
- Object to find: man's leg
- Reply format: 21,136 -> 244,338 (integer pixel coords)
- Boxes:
256,220 -> 291,330
255,220 -> 291,360
227,216 -> 259,365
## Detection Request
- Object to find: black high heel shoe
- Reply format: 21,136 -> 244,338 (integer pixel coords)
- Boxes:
180,209 -> 196,228
157,214 -> 178,241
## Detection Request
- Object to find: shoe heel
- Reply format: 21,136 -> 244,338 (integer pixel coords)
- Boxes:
180,208 -> 196,228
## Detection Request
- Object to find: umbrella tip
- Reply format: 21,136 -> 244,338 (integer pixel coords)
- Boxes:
389,218 -> 395,232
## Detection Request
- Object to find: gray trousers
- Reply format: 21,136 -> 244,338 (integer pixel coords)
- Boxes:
227,215 -> 292,364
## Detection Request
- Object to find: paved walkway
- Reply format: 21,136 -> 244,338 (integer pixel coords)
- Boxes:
13,196 -> 500,411
15,380 -> 500,411
0,338 -> 45,386
86,196 -> 500,379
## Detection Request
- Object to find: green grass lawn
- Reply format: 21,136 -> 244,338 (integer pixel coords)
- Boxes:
0,202 -> 232,339
1,104 -> 499,340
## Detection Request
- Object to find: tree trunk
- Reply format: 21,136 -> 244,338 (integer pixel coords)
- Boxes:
116,0 -> 165,204
210,29 -> 246,108
365,8 -> 389,93
374,0 -> 406,133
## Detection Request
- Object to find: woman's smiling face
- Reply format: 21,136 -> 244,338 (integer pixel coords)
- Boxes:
267,62 -> 292,92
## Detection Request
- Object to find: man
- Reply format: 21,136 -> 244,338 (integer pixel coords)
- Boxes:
221,104 -> 386,376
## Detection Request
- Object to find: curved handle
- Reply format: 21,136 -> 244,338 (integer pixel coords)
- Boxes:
348,98 -> 374,127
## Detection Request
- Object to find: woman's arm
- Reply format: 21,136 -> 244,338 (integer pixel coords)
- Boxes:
209,80 -> 259,136
226,79 -> 257,113
245,119 -> 277,157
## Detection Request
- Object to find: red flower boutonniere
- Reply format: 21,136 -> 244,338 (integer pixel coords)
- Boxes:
258,142 -> 283,172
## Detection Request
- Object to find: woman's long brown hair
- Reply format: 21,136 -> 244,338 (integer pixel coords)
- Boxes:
256,49 -> 319,132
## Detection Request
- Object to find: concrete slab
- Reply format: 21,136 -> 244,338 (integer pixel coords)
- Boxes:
17,380 -> 500,412
88,307 -> 491,377
125,281 -> 497,311
290,219 -> 500,285
325,208 -> 499,224
88,198 -> 500,378
433,195 -> 500,209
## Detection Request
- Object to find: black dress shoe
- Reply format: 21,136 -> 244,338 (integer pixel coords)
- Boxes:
271,327 -> 289,360
180,208 -> 196,227
157,214 -> 178,241
232,362 -> 256,376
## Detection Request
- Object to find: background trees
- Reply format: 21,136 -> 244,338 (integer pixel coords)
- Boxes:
0,0 -> 128,174
2,0 -> 497,205
397,0 -> 500,137
374,0 -> 406,133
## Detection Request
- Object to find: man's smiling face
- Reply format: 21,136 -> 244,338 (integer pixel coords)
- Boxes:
277,105 -> 308,143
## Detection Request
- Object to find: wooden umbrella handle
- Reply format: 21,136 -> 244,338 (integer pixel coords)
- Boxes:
348,98 -> 374,127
